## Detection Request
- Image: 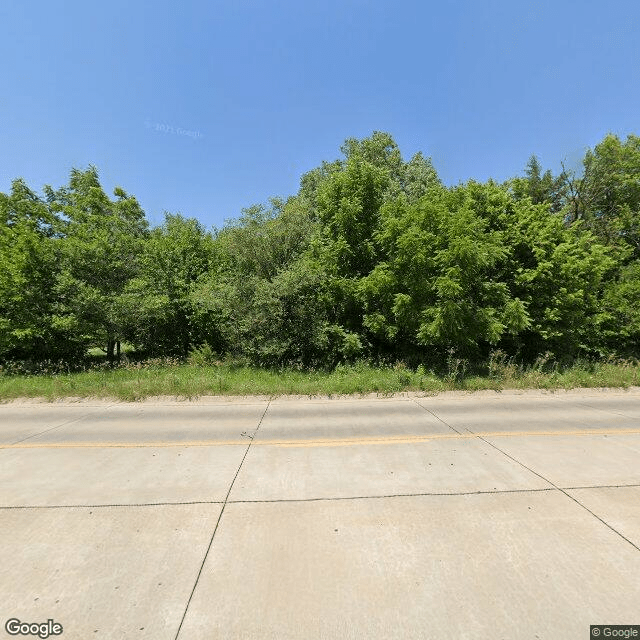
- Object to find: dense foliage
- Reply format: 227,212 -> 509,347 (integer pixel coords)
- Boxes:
1,131 -> 638,368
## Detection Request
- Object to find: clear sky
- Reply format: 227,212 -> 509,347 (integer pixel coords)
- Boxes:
1,0 -> 638,229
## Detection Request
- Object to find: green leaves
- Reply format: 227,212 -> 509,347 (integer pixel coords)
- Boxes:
362,185 -> 515,354
36,167 -> 150,358
126,213 -> 218,357
317,154 -> 389,277
1,131 -> 638,367
502,298 -> 531,334
0,181 -> 74,358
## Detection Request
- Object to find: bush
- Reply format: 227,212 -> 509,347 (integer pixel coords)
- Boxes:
187,343 -> 220,366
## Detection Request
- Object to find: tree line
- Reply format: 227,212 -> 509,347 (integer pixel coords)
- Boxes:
1,131 -> 638,368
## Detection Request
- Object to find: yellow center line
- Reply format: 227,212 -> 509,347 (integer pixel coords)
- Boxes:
1,428 -> 639,449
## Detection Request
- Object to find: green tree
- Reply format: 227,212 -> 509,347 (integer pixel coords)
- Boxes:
191,195 -> 325,364
125,213 -> 218,356
214,197 -> 317,280
579,134 -> 640,257
360,180 -> 618,362
600,261 -> 640,356
361,183 -> 523,360
506,155 -> 567,213
299,131 -> 441,217
47,167 -> 149,360
465,181 -> 617,359
317,154 -> 390,278
0,179 -> 75,359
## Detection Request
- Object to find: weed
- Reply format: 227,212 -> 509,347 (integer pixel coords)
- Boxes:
0,356 -> 638,401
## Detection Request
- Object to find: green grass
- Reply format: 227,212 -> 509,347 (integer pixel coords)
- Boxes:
0,357 -> 638,402
87,342 -> 136,358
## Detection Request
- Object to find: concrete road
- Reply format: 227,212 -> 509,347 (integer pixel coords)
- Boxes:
1,389 -> 639,639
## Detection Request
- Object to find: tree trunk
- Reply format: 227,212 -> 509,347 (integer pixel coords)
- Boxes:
107,338 -> 115,364
116,340 -> 121,363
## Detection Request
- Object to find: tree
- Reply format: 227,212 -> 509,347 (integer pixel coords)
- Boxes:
600,261 -> 640,356
0,179 -> 74,359
191,195 -> 325,365
506,155 -> 567,213
47,167 -> 149,361
214,197 -> 317,280
578,134 -> 640,257
299,131 -> 441,217
4,131 -> 634,369
466,181 -> 617,359
361,183 -> 524,360
125,213 -> 218,356
317,154 -> 390,278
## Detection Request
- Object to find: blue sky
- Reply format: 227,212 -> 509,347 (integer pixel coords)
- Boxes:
1,0 -> 638,229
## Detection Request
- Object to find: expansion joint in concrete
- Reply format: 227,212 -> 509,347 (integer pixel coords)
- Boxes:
474,432 -> 640,555
0,500 -> 225,510
410,398 -> 463,434
173,399 -> 272,640
4,483 -> 639,511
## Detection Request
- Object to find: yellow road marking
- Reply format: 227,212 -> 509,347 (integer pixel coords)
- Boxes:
1,428 -> 639,450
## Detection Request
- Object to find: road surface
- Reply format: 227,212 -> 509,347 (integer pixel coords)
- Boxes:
1,389 -> 639,639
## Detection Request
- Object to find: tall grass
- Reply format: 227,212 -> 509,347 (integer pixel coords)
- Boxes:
0,353 -> 638,401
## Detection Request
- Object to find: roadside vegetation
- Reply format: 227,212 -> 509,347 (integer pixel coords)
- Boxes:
0,353 -> 637,402
2,131 -> 639,400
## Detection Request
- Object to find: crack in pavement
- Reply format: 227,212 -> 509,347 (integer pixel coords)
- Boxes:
409,405 -> 640,554
557,398 -> 640,421
475,432 -> 640,554
9,405 -> 117,445
227,487 -> 558,503
0,500 -> 225,510
4,483 -> 639,510
225,482 -> 640,503
411,397 -> 463,434
173,400 -> 271,640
